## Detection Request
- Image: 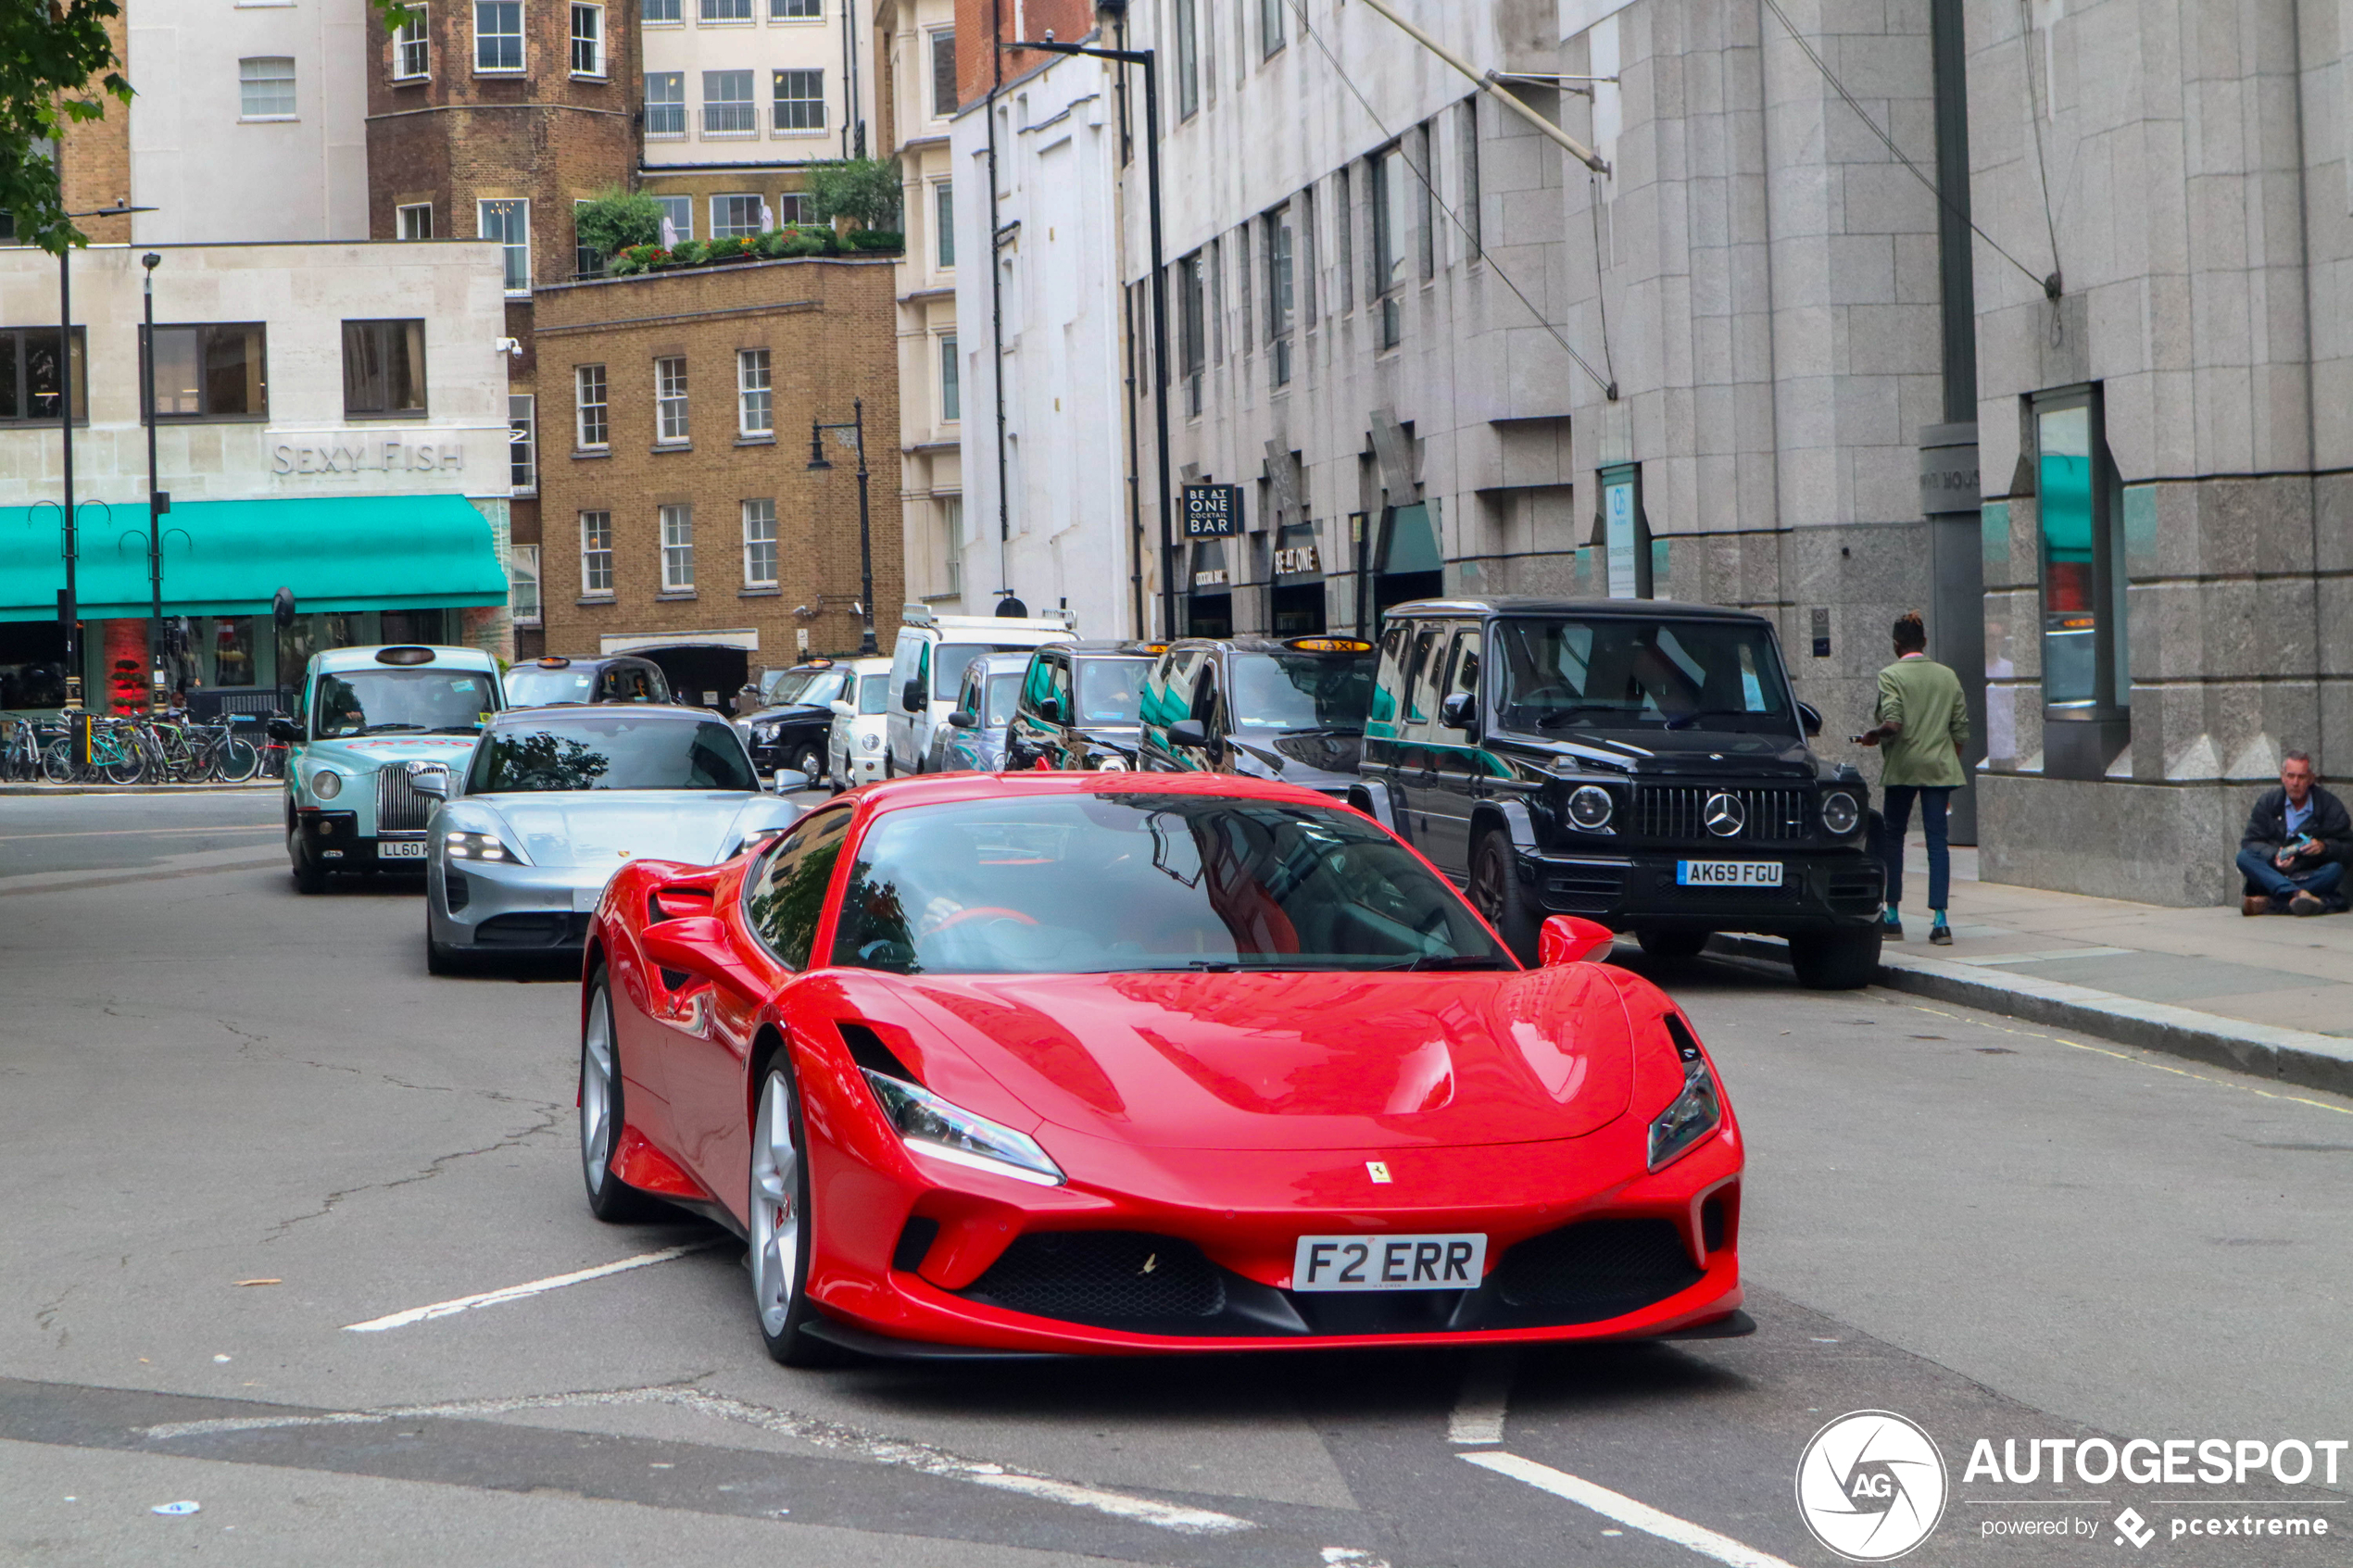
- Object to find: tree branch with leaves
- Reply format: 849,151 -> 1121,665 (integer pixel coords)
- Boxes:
1,0 -> 132,255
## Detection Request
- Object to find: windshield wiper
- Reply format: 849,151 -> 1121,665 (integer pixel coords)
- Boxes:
1274,724 -> 1357,737
358,722 -> 428,734
1663,708 -> 1768,731
1531,705 -> 1640,729
1366,953 -> 1515,972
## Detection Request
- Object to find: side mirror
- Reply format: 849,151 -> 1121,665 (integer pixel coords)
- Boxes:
902,677 -> 926,713
1166,719 -> 1209,750
267,717 -> 302,744
771,769 -> 812,794
406,762 -> 449,799
1440,692 -> 1477,731
829,699 -> 854,717
947,709 -> 976,729
1538,914 -> 1616,966
639,913 -> 761,995
1038,696 -> 1064,725
1797,701 -> 1823,737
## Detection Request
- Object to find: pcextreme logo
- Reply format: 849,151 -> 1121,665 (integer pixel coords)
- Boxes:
1794,1411 -> 1950,1562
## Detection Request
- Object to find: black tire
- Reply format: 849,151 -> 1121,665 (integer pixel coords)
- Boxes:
1468,830 -> 1542,965
788,745 -> 824,784
290,830 -> 327,895
1636,929 -> 1711,961
749,1061 -> 850,1367
1789,925 -> 1883,990
581,970 -> 661,1222
214,737 -> 262,784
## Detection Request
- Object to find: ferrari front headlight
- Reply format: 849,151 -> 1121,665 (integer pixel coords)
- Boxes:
862,1069 -> 1064,1186
1647,1025 -> 1722,1171
310,768 -> 343,801
444,829 -> 528,864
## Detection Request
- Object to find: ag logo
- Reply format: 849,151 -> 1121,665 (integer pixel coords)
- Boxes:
1703,792 -> 1746,836
1794,1411 -> 1947,1562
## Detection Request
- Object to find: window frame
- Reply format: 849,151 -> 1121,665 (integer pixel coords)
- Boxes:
736,347 -> 773,436
568,1 -> 605,77
579,510 -> 615,596
643,71 -> 686,137
478,197 -> 531,293
0,326 -> 88,427
642,0 -> 679,20
654,355 -> 689,445
1175,0 -> 1199,119
660,502 -> 696,591
772,0 -> 821,18
698,0 -> 752,21
929,28 -> 958,118
393,6 -> 431,80
510,543 -> 542,626
711,193 -> 763,239
1259,0 -> 1284,60
939,333 -> 960,424
703,69 -> 757,136
934,180 -> 954,269
742,497 -> 778,587
509,393 -> 537,494
339,318 -> 429,420
147,322 -> 267,422
773,68 -> 825,133
472,0 -> 523,73
238,56 -> 298,120
573,362 -> 609,450
396,201 -> 434,240
654,194 -> 692,241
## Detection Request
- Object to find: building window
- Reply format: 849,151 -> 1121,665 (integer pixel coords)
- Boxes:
569,3 -> 603,75
580,511 -> 614,595
935,182 -> 953,267
572,199 -> 602,278
930,29 -> 957,118
239,57 -> 296,119
1179,252 -> 1204,415
0,327 -> 86,424
772,0 -> 819,17
1259,0 -> 1283,58
711,194 -> 763,238
654,194 -> 691,241
1370,147 -> 1404,347
704,69 -> 756,134
938,496 -> 963,596
1237,223 -> 1252,354
643,0 -> 678,19
939,334 -> 960,423
393,7 -> 430,79
510,394 -> 536,492
655,356 -> 688,443
1175,0 -> 1199,119
699,0 -> 750,21
1265,206 -> 1293,387
510,544 -> 542,625
1334,167 -> 1353,312
773,68 -> 824,132
774,193 -> 808,226
341,320 -> 427,418
396,202 -> 434,240
2035,387 -> 2128,721
737,348 -> 773,435
661,504 -> 695,590
473,0 -> 522,70
1457,99 -> 1481,261
574,363 -> 608,448
479,197 -> 530,292
742,499 -> 777,586
644,72 -> 686,137
150,324 -> 265,420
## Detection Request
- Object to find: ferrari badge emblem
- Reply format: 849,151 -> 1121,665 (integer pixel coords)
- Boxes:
1365,1161 -> 1392,1184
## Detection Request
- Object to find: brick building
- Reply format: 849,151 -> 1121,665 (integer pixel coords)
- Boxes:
531,256 -> 904,676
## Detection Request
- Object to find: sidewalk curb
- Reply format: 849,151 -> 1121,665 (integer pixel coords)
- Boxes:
1710,934 -> 2353,1099
0,784 -> 279,796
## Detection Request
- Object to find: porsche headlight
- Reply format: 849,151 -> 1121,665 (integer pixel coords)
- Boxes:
860,732 -> 881,752
1648,1024 -> 1722,1171
1819,790 -> 1861,836
1567,784 -> 1614,831
310,768 -> 343,801
444,829 -> 528,864
862,1069 -> 1064,1186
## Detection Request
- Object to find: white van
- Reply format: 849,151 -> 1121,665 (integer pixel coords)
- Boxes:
886,604 -> 1077,774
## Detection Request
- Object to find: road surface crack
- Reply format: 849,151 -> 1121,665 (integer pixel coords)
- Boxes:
259,1102 -> 567,1242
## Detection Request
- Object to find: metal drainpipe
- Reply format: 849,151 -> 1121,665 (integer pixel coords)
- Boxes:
1116,18 -> 1143,637
987,0 -> 1012,597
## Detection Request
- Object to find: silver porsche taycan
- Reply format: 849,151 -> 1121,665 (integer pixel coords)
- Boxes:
417,705 -> 806,972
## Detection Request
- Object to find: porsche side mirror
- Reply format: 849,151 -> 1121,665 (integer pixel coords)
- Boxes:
1440,692 -> 1477,731
1796,700 -> 1823,737
947,709 -> 976,729
902,678 -> 926,713
406,762 -> 449,799
771,769 -> 812,794
1166,719 -> 1209,749
267,717 -> 302,744
1538,914 -> 1617,966
639,914 -> 761,995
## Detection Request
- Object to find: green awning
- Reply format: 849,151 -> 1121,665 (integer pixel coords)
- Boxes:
0,494 -> 508,621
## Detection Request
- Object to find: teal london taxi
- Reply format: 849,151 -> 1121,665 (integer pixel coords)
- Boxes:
273,644 -> 504,893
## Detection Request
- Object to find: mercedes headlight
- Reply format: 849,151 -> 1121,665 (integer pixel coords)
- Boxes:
1648,1025 -> 1722,1171
1567,784 -> 1614,831
1819,790 -> 1861,836
310,768 -> 343,801
862,1069 -> 1064,1186
444,829 -> 528,864
860,732 -> 881,752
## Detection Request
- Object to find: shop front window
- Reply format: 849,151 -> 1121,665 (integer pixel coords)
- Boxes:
211,618 -> 257,686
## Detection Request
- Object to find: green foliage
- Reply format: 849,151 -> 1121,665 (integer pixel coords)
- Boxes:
573,186 -> 663,262
846,230 -> 905,254
670,238 -> 710,265
801,157 -> 902,232
707,235 -> 757,260
0,0 -> 133,255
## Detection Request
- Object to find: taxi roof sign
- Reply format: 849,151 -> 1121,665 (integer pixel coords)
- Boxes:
1285,636 -> 1374,654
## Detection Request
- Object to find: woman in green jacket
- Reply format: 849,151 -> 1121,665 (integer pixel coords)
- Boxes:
1857,612 -> 1969,945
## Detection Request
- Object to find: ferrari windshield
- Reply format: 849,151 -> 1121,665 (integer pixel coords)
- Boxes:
831,792 -> 1513,975
467,713 -> 760,792
1491,617 -> 1798,735
312,668 -> 496,738
1228,653 -> 1376,732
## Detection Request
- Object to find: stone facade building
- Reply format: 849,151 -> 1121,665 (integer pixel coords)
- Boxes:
531,257 -> 904,674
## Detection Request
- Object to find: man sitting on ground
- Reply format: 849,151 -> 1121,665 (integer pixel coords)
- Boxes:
2236,750 -> 2352,916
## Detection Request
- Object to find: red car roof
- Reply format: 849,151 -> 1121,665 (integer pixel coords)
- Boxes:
842,769 -> 1349,814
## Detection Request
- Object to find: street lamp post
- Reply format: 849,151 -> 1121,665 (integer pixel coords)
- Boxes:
807,400 -> 876,656
1001,33 -> 1174,641
140,252 -> 170,710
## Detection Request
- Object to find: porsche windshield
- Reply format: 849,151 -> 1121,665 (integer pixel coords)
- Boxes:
468,714 -> 760,792
312,668 -> 495,738
831,793 -> 1513,975
1491,617 -> 1798,735
1228,653 -> 1376,732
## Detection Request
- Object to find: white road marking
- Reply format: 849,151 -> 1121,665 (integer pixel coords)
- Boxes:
1462,1451 -> 1798,1568
341,1242 -> 724,1332
1446,1348 -> 1516,1445
141,1382 -> 1256,1536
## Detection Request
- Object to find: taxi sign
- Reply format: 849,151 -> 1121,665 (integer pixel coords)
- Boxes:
1286,636 -> 1374,654
376,646 -> 437,665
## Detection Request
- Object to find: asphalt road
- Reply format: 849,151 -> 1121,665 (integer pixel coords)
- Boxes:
3,790 -> 2348,1567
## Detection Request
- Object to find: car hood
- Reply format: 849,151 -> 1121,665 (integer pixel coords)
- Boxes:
1221,731 -> 1363,790
1507,727 -> 1818,778
742,702 -> 835,728
893,967 -> 1634,1151
304,734 -> 484,772
464,791 -> 793,870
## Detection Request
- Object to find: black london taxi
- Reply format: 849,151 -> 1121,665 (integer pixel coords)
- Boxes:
1353,598 -> 1883,988
735,659 -> 855,780
1137,634 -> 1379,799
1003,641 -> 1166,771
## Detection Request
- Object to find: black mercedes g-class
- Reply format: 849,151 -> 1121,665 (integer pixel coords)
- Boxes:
1352,598 -> 1883,987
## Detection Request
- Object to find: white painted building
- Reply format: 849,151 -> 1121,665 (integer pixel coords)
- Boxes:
881,0 -> 963,608
128,0 -> 371,243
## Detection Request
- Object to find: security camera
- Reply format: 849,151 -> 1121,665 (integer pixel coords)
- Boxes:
495,336 -> 524,358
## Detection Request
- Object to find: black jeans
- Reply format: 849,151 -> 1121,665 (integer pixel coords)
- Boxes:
1881,785 -> 1953,912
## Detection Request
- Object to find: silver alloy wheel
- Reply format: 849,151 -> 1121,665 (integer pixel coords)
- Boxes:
580,986 -> 616,1195
749,1070 -> 803,1336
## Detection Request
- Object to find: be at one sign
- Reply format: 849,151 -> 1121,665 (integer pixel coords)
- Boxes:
1182,484 -> 1243,538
